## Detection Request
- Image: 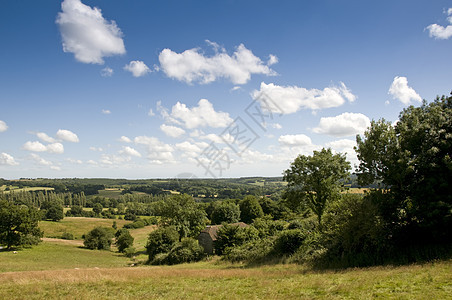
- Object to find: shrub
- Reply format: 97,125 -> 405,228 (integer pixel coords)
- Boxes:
274,229 -> 306,255
163,238 -> 205,265
211,202 -> 240,225
116,230 -> 134,253
239,196 -> 264,224
146,226 -> 179,261
83,227 -> 113,250
224,237 -> 275,263
215,224 -> 259,255
123,246 -> 136,258
61,232 -> 74,240
252,217 -> 287,238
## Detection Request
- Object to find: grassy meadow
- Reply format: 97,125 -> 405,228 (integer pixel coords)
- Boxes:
0,217 -> 450,299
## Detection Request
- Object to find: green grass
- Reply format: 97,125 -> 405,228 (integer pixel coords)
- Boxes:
0,242 -> 131,273
0,185 -> 54,193
95,189 -> 123,199
39,217 -> 131,239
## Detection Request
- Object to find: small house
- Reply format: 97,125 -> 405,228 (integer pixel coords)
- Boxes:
198,222 -> 248,254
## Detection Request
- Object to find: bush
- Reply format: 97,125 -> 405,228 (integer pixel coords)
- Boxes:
224,237 -> 275,263
61,232 -> 74,240
163,238 -> 205,265
123,246 -> 136,258
274,229 -> 306,255
215,224 -> 259,255
83,227 -> 113,250
211,202 -> 240,225
123,219 -> 146,229
116,230 -> 134,253
146,226 -> 179,261
252,217 -> 287,238
239,196 -> 264,224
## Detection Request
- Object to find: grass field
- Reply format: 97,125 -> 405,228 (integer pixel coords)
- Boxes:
0,252 -> 450,299
0,185 -> 54,193
39,217 -> 131,239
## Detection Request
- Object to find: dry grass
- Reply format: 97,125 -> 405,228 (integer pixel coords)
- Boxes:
0,259 -> 450,299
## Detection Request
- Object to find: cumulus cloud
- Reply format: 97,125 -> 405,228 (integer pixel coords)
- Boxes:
134,135 -> 175,164
148,109 -> 155,117
102,109 -> 111,114
36,132 -> 56,143
388,76 -> 422,105
56,129 -> 79,143
252,82 -> 356,114
325,139 -> 356,150
168,99 -> 232,129
160,124 -> 186,138
23,141 -> 64,154
56,0 -> 126,64
426,8 -> 452,39
119,136 -> 132,143
278,134 -> 312,146
159,42 -> 277,84
0,120 -> 8,132
101,67 -> 114,77
313,112 -> 371,137
124,60 -> 151,77
119,146 -> 141,157
89,146 -> 104,152
29,153 -> 53,166
0,152 -> 18,166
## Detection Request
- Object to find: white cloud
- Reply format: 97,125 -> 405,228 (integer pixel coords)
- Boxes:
270,123 -> 282,129
388,76 -> 422,105
426,8 -> 452,39
268,54 -> 278,66
278,134 -> 312,146
56,129 -> 79,142
0,152 -> 18,166
89,146 -> 104,152
46,143 -> 65,154
101,67 -> 114,77
160,124 -> 186,138
66,158 -> 83,164
29,153 -> 53,166
158,42 -> 277,84
325,139 -> 356,150
148,109 -> 155,117
119,146 -> 141,157
56,0 -> 126,64
36,132 -> 56,143
23,141 -> 64,154
169,99 -> 232,129
119,136 -> 132,143
252,82 -> 356,114
0,120 -> 8,132
87,159 -> 98,165
134,136 -> 175,164
23,141 -> 48,152
102,109 -> 111,114
313,112 -> 371,137
124,60 -> 151,77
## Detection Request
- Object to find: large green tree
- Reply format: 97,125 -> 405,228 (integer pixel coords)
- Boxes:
0,201 -> 43,249
283,148 -> 351,227
158,194 -> 207,239
355,94 -> 452,243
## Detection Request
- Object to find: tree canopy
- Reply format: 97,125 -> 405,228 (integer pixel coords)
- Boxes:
283,148 -> 351,226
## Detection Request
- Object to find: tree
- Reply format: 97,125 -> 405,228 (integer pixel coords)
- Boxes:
283,148 -> 351,227
92,203 -> 103,215
0,201 -> 43,249
83,227 -> 113,250
239,196 -> 264,224
158,194 -> 207,239
45,202 -> 64,221
115,229 -> 134,253
211,201 -> 240,225
146,226 -> 179,261
355,95 -> 452,244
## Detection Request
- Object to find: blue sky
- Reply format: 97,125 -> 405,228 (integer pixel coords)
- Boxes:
0,0 -> 451,179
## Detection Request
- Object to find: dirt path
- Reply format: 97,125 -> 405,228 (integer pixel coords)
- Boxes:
42,238 -> 84,247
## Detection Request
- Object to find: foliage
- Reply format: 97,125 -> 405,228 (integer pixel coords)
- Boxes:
252,216 -> 287,238
239,195 -> 264,223
355,95 -> 452,246
274,229 -> 306,255
61,232 -> 74,240
223,237 -> 276,263
83,227 -> 113,250
158,194 -> 207,239
0,200 -> 43,249
284,148 -> 351,227
152,238 -> 205,265
211,201 -> 240,224
116,229 -> 134,253
43,201 -> 64,221
146,226 -> 179,261
92,203 -> 103,215
214,224 -> 259,255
